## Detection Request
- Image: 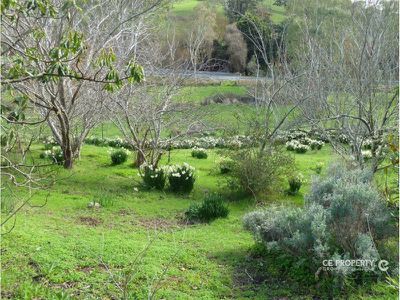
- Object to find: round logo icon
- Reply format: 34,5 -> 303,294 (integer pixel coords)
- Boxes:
378,260 -> 389,272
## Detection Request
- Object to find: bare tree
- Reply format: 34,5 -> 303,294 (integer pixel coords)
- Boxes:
1,0 -> 164,168
234,12 -> 313,150
186,3 -> 217,75
295,0 -> 399,171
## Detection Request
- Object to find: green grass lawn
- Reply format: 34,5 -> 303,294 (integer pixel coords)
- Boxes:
2,144 -> 337,299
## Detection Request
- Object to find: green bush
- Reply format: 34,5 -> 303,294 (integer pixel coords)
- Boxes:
287,173 -> 304,195
218,157 -> 233,174
185,194 -> 229,223
310,140 -> 324,150
244,163 -> 395,288
167,163 -> 195,193
191,147 -> 208,159
110,148 -> 129,165
40,146 -> 64,165
227,146 -> 294,197
139,163 -> 166,190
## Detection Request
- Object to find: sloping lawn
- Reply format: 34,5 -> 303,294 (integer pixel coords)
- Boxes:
2,145 -> 335,299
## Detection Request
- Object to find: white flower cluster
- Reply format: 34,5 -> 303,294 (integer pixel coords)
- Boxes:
361,150 -> 373,159
292,172 -> 305,184
362,139 -> 373,149
192,146 -> 206,152
286,140 -> 310,152
165,162 -> 195,178
138,162 -> 165,178
40,146 -> 63,162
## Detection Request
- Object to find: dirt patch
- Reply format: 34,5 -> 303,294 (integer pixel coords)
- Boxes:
79,216 -> 102,226
117,209 -> 134,216
76,265 -> 95,274
201,94 -> 255,106
50,281 -> 77,289
136,217 -> 179,230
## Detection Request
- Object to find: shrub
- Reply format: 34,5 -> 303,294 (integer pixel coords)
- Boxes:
40,146 -> 64,165
310,140 -> 324,150
43,136 -> 57,150
108,137 -> 125,148
139,163 -> 166,190
244,163 -> 394,281
361,150 -> 372,160
227,147 -> 294,197
185,194 -> 229,223
287,173 -> 304,195
191,147 -> 208,159
294,144 -> 309,153
218,157 -> 233,174
167,163 -> 196,193
110,148 -> 129,165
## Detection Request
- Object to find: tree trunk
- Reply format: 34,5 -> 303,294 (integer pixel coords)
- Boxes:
63,147 -> 74,169
134,151 -> 145,167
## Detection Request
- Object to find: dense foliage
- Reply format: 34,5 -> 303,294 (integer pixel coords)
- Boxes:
191,147 -> 208,159
227,146 -> 294,197
110,149 -> 129,165
139,163 -> 166,190
244,163 -> 396,293
185,193 -> 229,223
167,163 -> 196,193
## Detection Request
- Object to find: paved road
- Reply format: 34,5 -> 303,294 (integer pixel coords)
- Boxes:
149,69 -> 259,82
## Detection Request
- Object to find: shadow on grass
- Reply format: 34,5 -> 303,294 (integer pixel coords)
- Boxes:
210,245 -> 319,299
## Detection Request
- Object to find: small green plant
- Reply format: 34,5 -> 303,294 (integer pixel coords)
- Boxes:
1,196 -> 15,214
185,194 -> 229,223
139,163 -> 166,190
191,147 -> 208,159
167,163 -> 195,193
286,173 -> 304,195
312,162 -> 324,174
110,148 -> 129,165
96,194 -> 114,207
40,146 -> 64,165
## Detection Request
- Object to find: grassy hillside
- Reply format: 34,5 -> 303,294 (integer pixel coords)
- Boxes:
2,144 -> 336,299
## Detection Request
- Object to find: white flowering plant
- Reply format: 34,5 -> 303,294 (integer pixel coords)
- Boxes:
310,140 -> 324,150
191,147 -> 208,159
361,150 -> 373,160
166,163 -> 196,193
39,146 -> 64,164
287,173 -> 305,195
43,136 -> 58,150
139,162 -> 166,190
286,140 -> 310,153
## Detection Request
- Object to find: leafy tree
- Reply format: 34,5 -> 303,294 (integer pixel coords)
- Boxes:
224,0 -> 261,22
237,11 -> 284,71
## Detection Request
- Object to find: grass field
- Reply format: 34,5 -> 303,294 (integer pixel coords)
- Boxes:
2,83 -> 397,299
2,144 -> 337,299
170,0 -> 286,24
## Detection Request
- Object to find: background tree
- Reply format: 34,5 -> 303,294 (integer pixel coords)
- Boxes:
294,0 -> 399,171
224,24 -> 248,73
185,2 -> 217,74
224,0 -> 261,22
